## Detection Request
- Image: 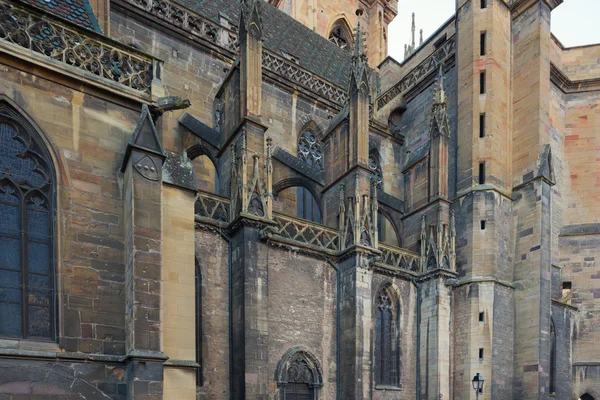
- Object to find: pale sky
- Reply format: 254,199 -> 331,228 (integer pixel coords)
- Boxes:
388,0 -> 600,62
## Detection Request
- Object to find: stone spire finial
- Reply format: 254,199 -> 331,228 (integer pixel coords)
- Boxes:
404,13 -> 422,60
240,0 -> 262,39
352,8 -> 368,72
433,63 -> 446,105
411,13 -> 416,49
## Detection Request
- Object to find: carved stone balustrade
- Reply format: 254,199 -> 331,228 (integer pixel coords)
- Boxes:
377,243 -> 421,273
194,190 -> 421,274
262,52 -> 347,105
0,0 -> 155,97
269,213 -> 340,254
377,37 -> 456,109
194,189 -> 230,227
122,0 -> 239,53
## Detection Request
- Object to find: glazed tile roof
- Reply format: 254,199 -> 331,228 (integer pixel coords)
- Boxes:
176,0 -> 353,89
20,0 -> 102,32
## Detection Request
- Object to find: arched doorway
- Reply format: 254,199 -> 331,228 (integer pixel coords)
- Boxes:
276,348 -> 323,400
580,394 -> 595,400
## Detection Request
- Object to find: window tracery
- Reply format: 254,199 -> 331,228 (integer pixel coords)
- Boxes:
276,349 -> 322,400
0,116 -> 55,340
328,20 -> 352,52
298,131 -> 323,171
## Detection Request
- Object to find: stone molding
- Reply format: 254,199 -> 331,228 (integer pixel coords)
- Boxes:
550,63 -> 600,94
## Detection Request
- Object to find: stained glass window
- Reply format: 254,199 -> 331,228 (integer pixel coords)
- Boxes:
0,116 -> 54,340
375,288 -> 398,386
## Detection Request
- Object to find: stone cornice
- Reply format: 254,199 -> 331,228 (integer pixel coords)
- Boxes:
551,298 -> 578,311
550,63 -> 600,94
453,277 -> 515,290
510,0 -> 563,18
559,223 -> 600,237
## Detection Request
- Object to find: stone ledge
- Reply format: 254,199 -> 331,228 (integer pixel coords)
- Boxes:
559,223 -> 600,237
0,347 -> 124,363
375,385 -> 403,391
164,359 -> 201,369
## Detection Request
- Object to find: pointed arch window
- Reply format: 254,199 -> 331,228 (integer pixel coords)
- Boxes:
375,286 -> 399,387
0,106 -> 55,340
329,19 -> 353,52
296,130 -> 322,223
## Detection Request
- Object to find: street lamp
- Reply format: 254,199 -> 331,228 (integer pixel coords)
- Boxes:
472,373 -> 484,399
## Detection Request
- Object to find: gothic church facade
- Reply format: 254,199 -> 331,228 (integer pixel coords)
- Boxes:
0,0 -> 599,398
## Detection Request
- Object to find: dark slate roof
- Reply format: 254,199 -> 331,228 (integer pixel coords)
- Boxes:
176,0 -> 353,89
20,0 -> 102,32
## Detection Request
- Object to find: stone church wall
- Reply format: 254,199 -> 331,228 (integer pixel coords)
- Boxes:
0,58 -> 141,397
558,87 -> 600,399
195,229 -> 230,399
267,249 -> 337,400
109,9 -> 231,152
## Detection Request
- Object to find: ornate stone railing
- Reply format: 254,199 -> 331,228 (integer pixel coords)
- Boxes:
0,0 -> 154,96
272,213 -> 340,252
123,0 -> 239,53
194,191 -> 421,271
378,243 -> 420,273
377,37 -> 456,109
262,51 -> 347,105
195,190 -> 230,224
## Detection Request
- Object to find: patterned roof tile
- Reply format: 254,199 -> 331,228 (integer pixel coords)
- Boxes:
175,0 -> 353,89
19,0 -> 102,33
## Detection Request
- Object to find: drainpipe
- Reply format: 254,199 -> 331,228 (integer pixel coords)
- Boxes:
412,277 -> 422,400
327,258 -> 341,400
216,229 -> 233,400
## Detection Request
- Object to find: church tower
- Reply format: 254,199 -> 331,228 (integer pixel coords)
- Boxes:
268,0 -> 398,67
